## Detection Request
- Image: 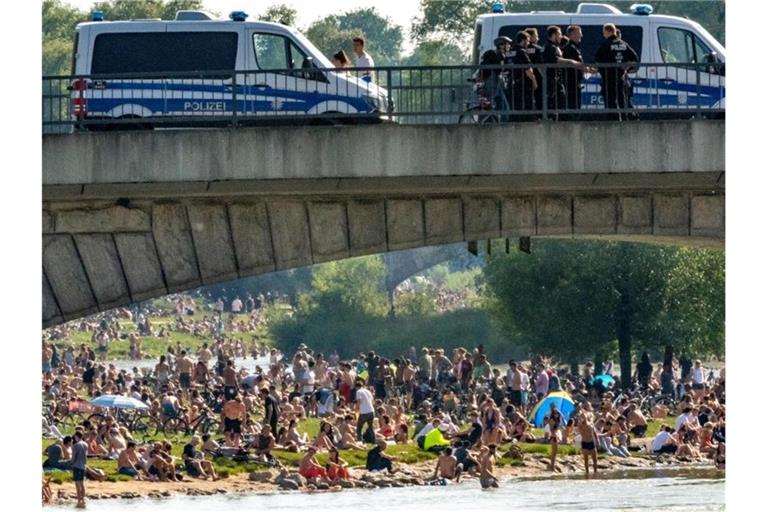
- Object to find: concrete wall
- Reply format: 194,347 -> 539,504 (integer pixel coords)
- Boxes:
43,121 -> 724,187
43,191 -> 724,327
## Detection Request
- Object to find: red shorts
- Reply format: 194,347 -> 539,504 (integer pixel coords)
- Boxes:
299,466 -> 327,479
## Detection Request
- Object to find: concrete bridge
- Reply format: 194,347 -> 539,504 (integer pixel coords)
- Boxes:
42,120 -> 725,327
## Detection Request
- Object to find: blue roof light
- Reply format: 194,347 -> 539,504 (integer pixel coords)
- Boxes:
91,10 -> 104,22
491,2 -> 504,14
229,11 -> 248,21
630,4 -> 654,15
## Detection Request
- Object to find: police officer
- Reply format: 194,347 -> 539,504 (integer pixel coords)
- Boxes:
542,26 -> 589,119
524,28 -> 544,112
509,31 -> 538,119
594,23 -> 638,120
562,25 -> 585,112
480,36 -> 513,113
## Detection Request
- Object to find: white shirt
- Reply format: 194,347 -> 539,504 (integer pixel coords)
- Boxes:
231,299 -> 242,313
675,412 -> 697,432
355,51 -> 375,81
416,423 -> 436,439
651,431 -> 674,452
535,372 -> 549,395
301,368 -> 315,394
521,372 -> 530,391
355,388 -> 374,414
691,367 -> 705,384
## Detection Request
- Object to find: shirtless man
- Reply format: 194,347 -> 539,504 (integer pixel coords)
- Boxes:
222,395 -> 246,448
117,441 -> 143,479
298,447 -> 329,482
577,415 -> 598,476
432,447 -> 459,482
223,360 -> 238,400
626,403 -> 648,438
478,444 -> 499,488
177,351 -> 194,389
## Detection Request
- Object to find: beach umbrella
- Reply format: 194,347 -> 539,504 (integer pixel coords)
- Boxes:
527,391 -> 575,428
90,395 -> 148,410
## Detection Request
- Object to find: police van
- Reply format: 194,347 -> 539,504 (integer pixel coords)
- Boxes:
70,10 -> 391,126
472,2 -> 725,110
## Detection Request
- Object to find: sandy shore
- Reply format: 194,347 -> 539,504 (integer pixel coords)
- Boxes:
47,452 -> 707,504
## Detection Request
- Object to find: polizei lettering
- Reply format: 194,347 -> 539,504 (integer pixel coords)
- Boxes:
183,101 -> 226,111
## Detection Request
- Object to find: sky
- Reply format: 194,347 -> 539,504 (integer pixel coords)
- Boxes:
62,0 -> 424,51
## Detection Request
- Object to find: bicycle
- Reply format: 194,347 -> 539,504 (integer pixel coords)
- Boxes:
458,73 -> 510,125
162,406 -> 221,437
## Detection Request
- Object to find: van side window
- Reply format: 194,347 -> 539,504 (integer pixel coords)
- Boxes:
91,32 -> 237,75
252,33 -> 289,70
497,25 -> 643,63
658,27 -> 711,64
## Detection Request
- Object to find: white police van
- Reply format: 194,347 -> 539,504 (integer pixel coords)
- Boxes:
70,10 -> 390,126
472,2 -> 725,110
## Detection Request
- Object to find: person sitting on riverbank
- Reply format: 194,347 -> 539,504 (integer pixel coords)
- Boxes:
626,403 -> 648,438
183,436 -> 219,480
298,447 -> 330,482
326,447 -> 350,482
651,425 -> 678,454
117,441 -> 144,479
432,447 -> 459,483
43,436 -> 72,471
366,440 -> 397,474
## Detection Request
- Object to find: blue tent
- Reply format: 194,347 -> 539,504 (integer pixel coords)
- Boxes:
593,374 -> 615,388
528,391 -> 575,428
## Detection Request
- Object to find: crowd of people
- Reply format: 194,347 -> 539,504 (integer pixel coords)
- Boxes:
42,294 -> 727,507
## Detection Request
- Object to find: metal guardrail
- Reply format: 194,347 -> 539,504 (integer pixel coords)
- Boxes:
42,62 -> 724,132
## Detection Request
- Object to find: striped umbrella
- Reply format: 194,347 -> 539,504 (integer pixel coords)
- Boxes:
90,394 -> 148,410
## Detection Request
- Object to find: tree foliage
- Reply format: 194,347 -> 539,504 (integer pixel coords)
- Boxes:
483,240 -> 723,387
257,4 -> 298,26
411,1 -> 725,51
304,8 -> 403,65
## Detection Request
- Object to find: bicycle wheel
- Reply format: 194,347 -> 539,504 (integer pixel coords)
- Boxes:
132,415 -> 161,442
162,417 -> 189,436
60,412 -> 85,430
199,417 -> 221,436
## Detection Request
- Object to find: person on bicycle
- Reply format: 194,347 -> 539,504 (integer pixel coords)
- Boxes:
480,36 -> 512,113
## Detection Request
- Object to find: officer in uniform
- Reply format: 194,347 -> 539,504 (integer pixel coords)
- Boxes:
542,25 -> 589,119
509,31 -> 538,119
480,36 -> 513,113
594,23 -> 638,120
524,28 -> 544,112
562,25 -> 585,113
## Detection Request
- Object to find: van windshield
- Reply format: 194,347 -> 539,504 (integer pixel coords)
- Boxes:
291,30 -> 334,68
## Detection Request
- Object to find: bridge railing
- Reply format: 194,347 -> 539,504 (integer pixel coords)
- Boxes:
42,62 -> 724,132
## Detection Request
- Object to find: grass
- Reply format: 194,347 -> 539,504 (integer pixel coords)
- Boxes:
49,315 -> 272,360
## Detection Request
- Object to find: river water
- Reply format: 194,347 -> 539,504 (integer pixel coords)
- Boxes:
48,467 -> 724,512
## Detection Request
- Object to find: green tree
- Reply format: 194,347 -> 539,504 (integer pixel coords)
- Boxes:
258,4 -> 298,26
653,248 -> 725,359
402,40 -> 468,66
91,0 -> 206,21
42,0 -> 88,74
484,240 -> 680,388
304,8 -> 403,65
411,1 -> 725,51
308,256 -> 389,316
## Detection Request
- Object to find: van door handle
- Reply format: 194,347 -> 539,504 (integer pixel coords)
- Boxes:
659,78 -> 676,84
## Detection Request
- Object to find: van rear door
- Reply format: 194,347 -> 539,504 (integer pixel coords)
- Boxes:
651,22 -> 725,110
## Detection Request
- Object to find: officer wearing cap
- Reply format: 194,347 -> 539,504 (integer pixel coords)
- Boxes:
480,36 -> 512,113
594,23 -> 638,119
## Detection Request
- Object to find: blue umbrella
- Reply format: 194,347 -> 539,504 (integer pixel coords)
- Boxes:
90,395 -> 148,410
594,374 -> 615,387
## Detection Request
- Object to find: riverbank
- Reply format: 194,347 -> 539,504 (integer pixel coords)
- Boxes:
46,451 -> 714,505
